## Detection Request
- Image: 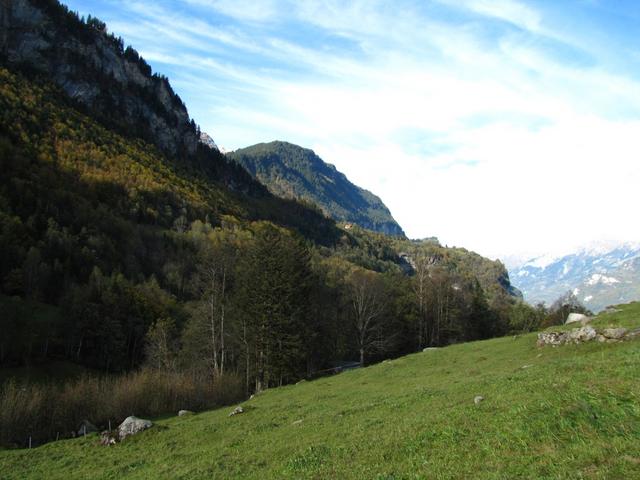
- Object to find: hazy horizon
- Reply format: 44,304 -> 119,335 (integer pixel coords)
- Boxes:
63,0 -> 640,260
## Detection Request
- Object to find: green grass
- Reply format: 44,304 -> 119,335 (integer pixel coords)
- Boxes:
2,303 -> 640,479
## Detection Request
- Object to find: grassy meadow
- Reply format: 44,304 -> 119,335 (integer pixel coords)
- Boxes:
2,303 -> 640,479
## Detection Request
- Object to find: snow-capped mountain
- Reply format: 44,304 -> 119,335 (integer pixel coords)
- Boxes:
509,241 -> 640,312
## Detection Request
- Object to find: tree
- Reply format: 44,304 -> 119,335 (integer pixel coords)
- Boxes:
233,223 -> 313,392
410,251 -> 438,349
347,268 -> 389,366
145,317 -> 178,372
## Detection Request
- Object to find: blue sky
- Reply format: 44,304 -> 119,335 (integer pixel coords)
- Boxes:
63,0 -> 640,261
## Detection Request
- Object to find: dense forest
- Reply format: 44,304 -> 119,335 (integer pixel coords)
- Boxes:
0,0 -> 582,447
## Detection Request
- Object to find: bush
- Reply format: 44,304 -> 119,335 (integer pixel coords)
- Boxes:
0,369 -> 243,447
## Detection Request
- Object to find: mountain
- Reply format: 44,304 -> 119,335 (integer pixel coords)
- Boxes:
0,0 -> 520,403
227,141 -> 405,236
510,242 -> 640,312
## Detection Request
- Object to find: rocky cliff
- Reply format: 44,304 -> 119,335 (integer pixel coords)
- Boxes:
0,0 -> 198,157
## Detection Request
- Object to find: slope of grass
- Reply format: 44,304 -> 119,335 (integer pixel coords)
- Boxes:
2,303 -> 640,479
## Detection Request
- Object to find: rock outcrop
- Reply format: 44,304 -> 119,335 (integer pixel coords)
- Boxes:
0,0 -> 198,157
538,326 -> 640,347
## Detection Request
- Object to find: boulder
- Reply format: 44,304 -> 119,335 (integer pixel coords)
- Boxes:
117,416 -> 152,441
178,410 -> 193,417
537,331 -> 568,347
602,328 -> 627,340
228,406 -> 244,417
567,326 -> 597,343
77,420 -> 97,436
566,313 -> 590,325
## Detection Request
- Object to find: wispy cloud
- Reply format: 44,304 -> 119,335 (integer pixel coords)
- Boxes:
64,0 -> 640,258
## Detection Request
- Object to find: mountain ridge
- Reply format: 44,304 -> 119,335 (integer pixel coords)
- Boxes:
227,141 -> 405,237
510,241 -> 640,312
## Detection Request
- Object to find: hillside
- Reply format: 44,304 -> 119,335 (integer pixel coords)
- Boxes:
227,141 -> 405,236
511,242 -> 640,312
3,302 -> 640,478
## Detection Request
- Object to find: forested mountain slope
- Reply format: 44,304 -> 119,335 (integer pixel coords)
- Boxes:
0,0 -> 521,411
228,141 -> 405,236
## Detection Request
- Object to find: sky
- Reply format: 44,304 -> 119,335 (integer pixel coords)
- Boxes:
63,0 -> 640,263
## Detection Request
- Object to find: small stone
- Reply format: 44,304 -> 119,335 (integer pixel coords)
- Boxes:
536,353 -> 542,358
178,410 -> 193,417
99,430 -> 117,446
423,347 -> 439,352
292,419 -> 303,425
474,395 -> 484,405
229,406 -> 244,417
521,364 -> 532,369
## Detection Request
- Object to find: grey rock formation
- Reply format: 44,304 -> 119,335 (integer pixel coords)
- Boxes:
538,325 -> 636,347
602,327 -> 627,340
117,416 -> 153,441
1,0 -> 198,157
566,326 -> 597,343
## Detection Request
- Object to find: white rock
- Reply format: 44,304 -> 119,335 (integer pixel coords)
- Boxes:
117,416 -> 152,441
566,313 -> 590,325
229,406 -> 244,417
178,410 -> 193,417
474,395 -> 484,405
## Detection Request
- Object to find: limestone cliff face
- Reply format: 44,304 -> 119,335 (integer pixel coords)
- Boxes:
0,0 -> 198,157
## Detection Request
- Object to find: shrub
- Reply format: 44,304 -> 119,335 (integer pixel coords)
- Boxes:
0,369 -> 243,447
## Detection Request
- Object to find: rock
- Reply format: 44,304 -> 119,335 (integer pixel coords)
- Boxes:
474,395 -> 484,405
423,347 -> 439,352
178,410 -> 193,417
77,420 -> 97,436
521,365 -> 533,369
567,326 -> 597,343
602,327 -> 627,340
566,313 -> 590,325
537,331 -> 568,347
228,406 -> 244,417
292,419 -> 303,425
626,327 -> 640,338
99,430 -> 117,446
117,416 -> 152,441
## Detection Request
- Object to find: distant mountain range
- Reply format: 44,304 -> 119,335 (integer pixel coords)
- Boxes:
227,141 -> 405,236
510,242 -> 640,312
